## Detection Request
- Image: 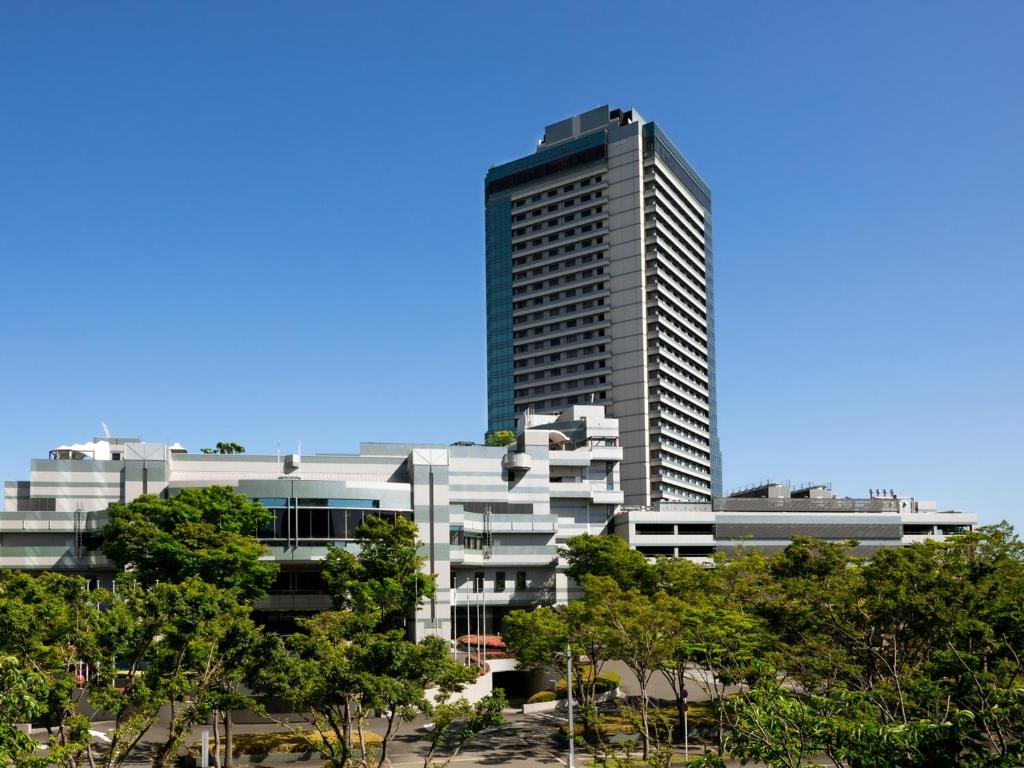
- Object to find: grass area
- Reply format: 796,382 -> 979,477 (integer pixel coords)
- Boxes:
188,728 -> 382,758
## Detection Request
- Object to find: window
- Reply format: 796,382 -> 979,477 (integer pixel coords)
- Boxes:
515,571 -> 527,590
474,571 -> 484,593
495,572 -> 506,592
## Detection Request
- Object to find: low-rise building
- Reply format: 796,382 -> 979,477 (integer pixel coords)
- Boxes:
614,481 -> 977,562
1,406 -> 623,641
1,413 -> 978,641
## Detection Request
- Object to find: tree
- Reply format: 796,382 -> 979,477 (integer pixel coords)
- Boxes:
201,442 -> 246,454
561,533 -> 652,592
592,577 -> 676,759
502,605 -> 567,673
352,632 -> 476,765
322,516 -> 435,632
87,576 -> 264,768
0,655 -> 44,768
503,586 -> 615,741
420,690 -> 506,768
102,486 -> 276,600
258,611 -> 367,768
0,571 -> 102,768
484,430 -> 516,447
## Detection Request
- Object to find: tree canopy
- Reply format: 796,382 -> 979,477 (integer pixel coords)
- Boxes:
102,486 -> 276,600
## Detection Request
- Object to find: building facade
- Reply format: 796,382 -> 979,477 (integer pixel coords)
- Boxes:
614,482 -> 977,561
1,406 -> 623,641
486,105 -> 722,507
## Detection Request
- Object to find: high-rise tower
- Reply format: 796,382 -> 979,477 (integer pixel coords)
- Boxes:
486,106 -> 721,505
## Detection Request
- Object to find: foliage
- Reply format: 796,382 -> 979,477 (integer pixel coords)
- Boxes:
0,571 -> 102,768
102,486 -> 276,600
322,516 -> 436,632
200,442 -> 246,454
484,430 -> 516,447
561,533 -> 652,591
555,669 -> 621,694
590,576 -> 678,759
0,654 -> 44,768
420,689 -> 507,768
87,575 -> 264,768
261,514 -> 468,768
527,690 -> 557,704
187,728 -> 382,758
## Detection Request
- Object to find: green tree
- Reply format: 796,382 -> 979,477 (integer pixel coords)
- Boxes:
322,516 -> 435,631
88,576 -> 264,768
0,571 -> 102,768
353,632 -> 476,765
102,486 -> 276,600
0,655 -> 44,768
420,690 -> 507,768
591,577 -> 676,759
483,430 -> 516,447
561,533 -> 652,592
503,586 -> 615,740
200,442 -> 246,454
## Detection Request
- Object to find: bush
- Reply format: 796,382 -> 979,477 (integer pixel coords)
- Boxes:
554,668 -> 621,698
188,729 -> 382,758
528,690 -> 557,704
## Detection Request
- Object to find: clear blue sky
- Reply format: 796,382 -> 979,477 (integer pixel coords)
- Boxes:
1,2 -> 1021,528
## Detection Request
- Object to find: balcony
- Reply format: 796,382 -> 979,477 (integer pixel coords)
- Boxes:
501,452 -> 533,474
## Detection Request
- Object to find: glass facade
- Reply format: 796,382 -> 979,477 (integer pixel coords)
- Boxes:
485,194 -> 514,432
254,497 -> 396,542
485,131 -> 610,434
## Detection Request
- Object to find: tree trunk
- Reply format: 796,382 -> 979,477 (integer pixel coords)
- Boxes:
342,701 -> 353,768
639,680 -> 650,760
224,711 -> 233,768
213,710 -> 222,768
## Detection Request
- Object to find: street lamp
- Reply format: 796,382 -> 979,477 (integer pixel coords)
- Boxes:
555,644 -> 575,768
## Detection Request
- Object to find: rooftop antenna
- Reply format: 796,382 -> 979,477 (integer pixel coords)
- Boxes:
101,422 -> 111,439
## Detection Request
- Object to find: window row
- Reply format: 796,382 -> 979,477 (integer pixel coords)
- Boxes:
512,174 -> 603,209
514,282 -> 606,311
513,312 -> 607,339
513,297 -> 606,325
512,189 -> 604,231
513,216 -> 604,252
514,266 -> 605,295
514,358 -> 607,384
513,237 -> 605,269
257,509 -> 408,541
515,343 -> 606,369
467,570 -> 529,592
516,375 -> 607,399
644,182 -> 707,245
514,327 -> 606,355
648,319 -> 710,368
521,390 -> 608,412
651,406 -> 711,447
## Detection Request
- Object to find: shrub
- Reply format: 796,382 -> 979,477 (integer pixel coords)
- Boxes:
528,690 -> 557,704
554,668 -> 621,698
188,729 -> 382,758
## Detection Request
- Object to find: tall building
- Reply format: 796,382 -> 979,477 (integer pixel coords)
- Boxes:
486,105 -> 722,506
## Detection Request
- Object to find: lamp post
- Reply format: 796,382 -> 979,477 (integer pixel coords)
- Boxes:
682,687 -> 689,761
565,643 -> 575,768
